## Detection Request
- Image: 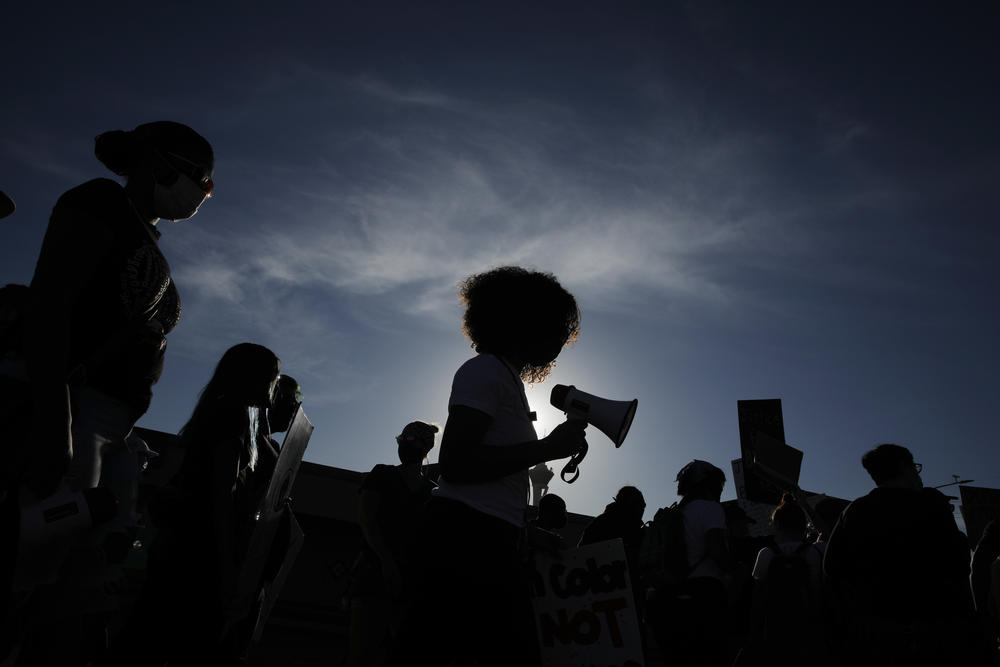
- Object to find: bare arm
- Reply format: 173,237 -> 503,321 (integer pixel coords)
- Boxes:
438,405 -> 586,484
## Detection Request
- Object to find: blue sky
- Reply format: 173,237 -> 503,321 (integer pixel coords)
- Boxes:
2,1 -> 997,520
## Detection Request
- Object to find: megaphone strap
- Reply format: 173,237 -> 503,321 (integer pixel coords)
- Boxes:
560,440 -> 589,484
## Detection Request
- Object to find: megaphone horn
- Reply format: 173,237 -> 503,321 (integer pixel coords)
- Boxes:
549,384 -> 638,447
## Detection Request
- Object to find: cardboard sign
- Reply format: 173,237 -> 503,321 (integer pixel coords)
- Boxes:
751,431 -> 803,492
232,405 -> 314,617
531,539 -> 645,667
959,485 -> 1000,547
737,399 -> 788,504
251,511 -> 305,643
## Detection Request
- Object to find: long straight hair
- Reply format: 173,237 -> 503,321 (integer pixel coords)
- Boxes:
178,343 -> 279,472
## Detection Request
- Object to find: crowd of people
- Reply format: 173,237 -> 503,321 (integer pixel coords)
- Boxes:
0,121 -> 994,667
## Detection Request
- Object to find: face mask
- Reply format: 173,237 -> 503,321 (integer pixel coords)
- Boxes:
153,173 -> 207,221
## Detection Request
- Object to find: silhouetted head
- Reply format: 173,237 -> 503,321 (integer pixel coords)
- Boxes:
460,266 -> 580,383
861,443 -> 922,489
676,460 -> 726,501
179,343 -> 279,473
396,421 -> 438,466
203,343 -> 280,409
771,492 -> 808,538
614,485 -> 646,523
95,121 -> 214,222
268,374 -> 303,434
537,493 -> 568,530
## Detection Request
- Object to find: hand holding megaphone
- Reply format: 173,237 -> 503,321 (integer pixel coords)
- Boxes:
543,419 -> 588,459
543,419 -> 589,484
549,384 -> 638,483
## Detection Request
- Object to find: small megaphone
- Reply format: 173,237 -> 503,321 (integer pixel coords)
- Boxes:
15,485 -> 118,590
549,384 -> 638,483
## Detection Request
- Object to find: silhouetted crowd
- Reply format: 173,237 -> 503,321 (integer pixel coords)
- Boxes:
0,122 -> 995,667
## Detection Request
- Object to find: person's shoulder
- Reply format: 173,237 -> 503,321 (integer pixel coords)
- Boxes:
56,178 -> 127,209
450,354 -> 511,410
367,463 -> 397,478
918,487 -> 960,517
360,463 -> 398,492
52,179 -> 130,238
755,544 -> 776,562
455,353 -> 506,377
918,487 -> 951,504
844,489 -> 881,513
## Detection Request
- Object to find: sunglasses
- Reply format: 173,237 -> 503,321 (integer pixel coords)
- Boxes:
159,150 -> 214,196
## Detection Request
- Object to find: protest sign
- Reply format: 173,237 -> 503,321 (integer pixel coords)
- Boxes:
232,405 -> 314,619
751,430 -> 803,492
251,511 -> 305,643
531,538 -> 644,667
959,485 -> 1000,547
737,399 -> 792,504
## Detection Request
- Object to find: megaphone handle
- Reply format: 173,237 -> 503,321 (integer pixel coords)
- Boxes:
559,441 -> 589,484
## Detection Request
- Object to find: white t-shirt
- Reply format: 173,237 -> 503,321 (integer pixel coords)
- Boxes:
683,499 -> 728,581
433,354 -> 537,527
752,540 -> 824,597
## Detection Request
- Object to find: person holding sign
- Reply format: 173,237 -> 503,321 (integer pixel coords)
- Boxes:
386,266 -> 587,667
111,343 -> 280,665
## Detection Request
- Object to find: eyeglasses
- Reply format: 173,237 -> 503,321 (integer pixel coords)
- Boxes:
914,462 -> 923,473
159,150 -> 214,196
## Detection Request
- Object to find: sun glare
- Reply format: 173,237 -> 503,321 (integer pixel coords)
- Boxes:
525,384 -> 567,440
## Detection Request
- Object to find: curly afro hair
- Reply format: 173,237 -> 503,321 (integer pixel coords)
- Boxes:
459,266 -> 580,383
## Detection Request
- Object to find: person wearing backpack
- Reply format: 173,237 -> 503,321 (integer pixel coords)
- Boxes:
824,444 -> 984,666
738,493 -> 828,666
646,460 -> 734,667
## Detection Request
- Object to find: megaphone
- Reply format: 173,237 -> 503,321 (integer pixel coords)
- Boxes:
15,485 -> 118,590
549,384 -> 638,483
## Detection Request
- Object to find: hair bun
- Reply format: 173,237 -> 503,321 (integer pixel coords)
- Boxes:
94,129 -> 139,176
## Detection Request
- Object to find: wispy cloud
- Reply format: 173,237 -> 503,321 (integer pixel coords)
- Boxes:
163,71 -> 920,380
353,76 -> 464,110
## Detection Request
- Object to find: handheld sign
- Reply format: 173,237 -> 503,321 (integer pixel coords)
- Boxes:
530,539 -> 645,667
737,399 -> 788,504
230,405 -> 313,624
959,485 -> 1000,548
